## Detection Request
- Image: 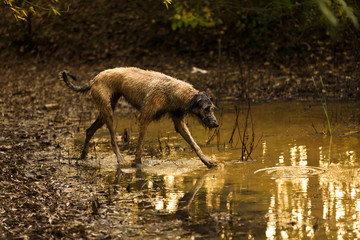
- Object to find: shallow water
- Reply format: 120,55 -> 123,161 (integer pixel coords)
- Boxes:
77,101 -> 360,239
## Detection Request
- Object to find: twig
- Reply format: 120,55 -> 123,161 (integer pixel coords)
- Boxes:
312,76 -> 332,136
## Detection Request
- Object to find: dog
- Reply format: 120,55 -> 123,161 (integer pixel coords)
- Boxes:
59,67 -> 218,168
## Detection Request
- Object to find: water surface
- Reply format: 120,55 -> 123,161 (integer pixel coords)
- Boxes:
76,101 -> 360,239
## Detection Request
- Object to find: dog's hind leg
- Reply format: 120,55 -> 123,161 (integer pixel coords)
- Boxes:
80,116 -> 104,159
93,90 -> 125,163
134,115 -> 151,164
172,114 -> 217,168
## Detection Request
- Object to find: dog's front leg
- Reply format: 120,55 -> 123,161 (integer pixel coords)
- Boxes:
172,115 -> 217,168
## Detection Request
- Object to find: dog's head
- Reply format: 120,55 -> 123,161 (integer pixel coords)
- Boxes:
189,92 -> 219,128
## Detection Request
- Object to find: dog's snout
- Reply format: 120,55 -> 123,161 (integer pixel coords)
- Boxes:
203,116 -> 219,128
207,119 -> 219,128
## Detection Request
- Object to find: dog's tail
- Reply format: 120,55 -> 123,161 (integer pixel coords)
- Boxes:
59,71 -> 91,92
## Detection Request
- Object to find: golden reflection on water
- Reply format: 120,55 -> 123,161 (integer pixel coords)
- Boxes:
266,177 -> 313,239
109,102 -> 360,239
153,175 -> 185,213
263,137 -> 360,239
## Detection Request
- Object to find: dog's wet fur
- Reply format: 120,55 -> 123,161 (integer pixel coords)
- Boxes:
60,67 -> 218,168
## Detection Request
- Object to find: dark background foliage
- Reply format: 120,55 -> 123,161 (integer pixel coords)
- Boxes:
1,0 -> 360,61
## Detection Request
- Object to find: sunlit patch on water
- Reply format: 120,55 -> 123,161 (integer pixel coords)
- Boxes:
254,166 -> 326,178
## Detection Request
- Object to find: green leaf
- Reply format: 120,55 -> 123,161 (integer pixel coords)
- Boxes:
318,0 -> 338,26
338,0 -> 359,28
51,6 -> 61,16
171,21 -> 178,30
163,0 -> 172,9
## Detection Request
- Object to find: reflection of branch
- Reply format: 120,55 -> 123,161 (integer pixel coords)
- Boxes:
229,102 -> 262,161
176,170 -> 216,214
240,102 -> 251,160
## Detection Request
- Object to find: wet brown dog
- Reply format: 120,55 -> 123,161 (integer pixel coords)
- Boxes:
60,67 -> 218,168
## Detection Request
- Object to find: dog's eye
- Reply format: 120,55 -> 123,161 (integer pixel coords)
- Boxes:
204,106 -> 211,112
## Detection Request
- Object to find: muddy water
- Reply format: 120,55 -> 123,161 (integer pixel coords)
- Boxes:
77,101 -> 360,239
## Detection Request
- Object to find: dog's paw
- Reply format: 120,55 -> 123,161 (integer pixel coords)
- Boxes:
201,157 -> 217,169
207,161 -> 218,169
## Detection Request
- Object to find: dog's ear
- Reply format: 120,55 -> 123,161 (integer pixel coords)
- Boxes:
189,93 -> 202,110
199,90 -> 214,101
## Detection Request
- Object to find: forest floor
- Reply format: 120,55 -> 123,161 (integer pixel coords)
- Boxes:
0,48 -> 359,238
